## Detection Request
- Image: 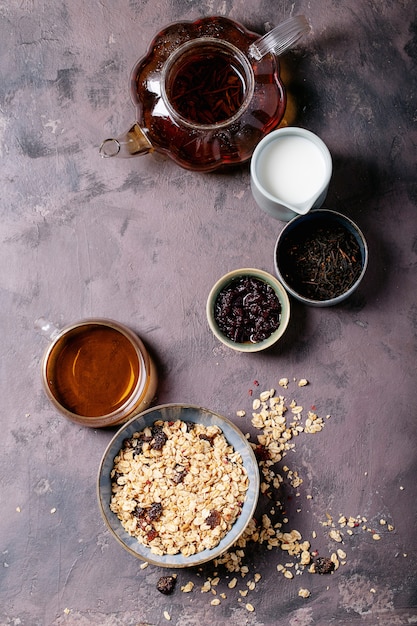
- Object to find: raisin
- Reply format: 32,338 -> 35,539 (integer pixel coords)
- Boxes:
133,505 -> 146,519
132,442 -> 144,457
147,502 -> 163,521
205,510 -> 222,529
172,465 -> 188,484
151,426 -> 168,450
156,575 -> 177,595
254,444 -> 271,462
123,434 -> 149,456
214,276 -> 281,344
198,433 -> 216,446
314,556 -> 335,574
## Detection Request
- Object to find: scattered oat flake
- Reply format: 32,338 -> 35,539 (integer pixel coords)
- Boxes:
329,529 -> 343,542
372,533 -> 381,541
64,608 -> 70,615
236,410 -> 245,417
50,508 -> 56,514
16,507 -> 21,513
211,598 -> 221,606
279,378 -> 289,388
140,561 -> 149,569
246,603 -> 255,612
330,553 -> 340,570
260,390 -> 272,402
298,588 -> 311,598
298,379 -> 308,387
163,610 -> 171,621
228,577 -> 237,589
300,551 -> 311,565
388,524 -> 394,531
181,581 -> 194,592
379,519 -> 387,526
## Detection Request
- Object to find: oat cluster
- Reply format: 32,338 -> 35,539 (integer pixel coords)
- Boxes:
110,420 -> 249,557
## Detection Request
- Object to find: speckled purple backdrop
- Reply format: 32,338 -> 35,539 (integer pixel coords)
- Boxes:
1,1 -> 417,625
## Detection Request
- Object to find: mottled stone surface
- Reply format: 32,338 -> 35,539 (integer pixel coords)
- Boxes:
1,1 -> 417,625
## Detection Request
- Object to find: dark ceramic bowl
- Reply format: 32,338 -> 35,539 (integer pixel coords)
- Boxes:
274,209 -> 368,307
97,403 -> 260,568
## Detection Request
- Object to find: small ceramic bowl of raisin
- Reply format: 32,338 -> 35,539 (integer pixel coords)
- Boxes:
274,209 -> 368,307
206,268 -> 291,352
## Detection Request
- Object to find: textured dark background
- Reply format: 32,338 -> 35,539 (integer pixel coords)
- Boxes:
1,1 -> 416,625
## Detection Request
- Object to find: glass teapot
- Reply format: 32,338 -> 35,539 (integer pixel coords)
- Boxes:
99,15 -> 310,172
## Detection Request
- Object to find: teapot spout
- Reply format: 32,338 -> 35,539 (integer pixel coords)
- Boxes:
99,123 -> 153,158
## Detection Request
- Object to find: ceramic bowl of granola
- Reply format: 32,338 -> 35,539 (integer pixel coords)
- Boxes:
97,403 -> 260,568
206,268 -> 290,352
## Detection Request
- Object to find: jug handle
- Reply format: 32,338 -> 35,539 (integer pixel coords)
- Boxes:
34,317 -> 61,341
99,123 -> 153,158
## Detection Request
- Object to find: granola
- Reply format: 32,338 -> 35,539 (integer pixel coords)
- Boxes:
110,420 -> 249,557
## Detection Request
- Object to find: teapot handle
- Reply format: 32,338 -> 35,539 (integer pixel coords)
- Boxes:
249,15 -> 310,61
99,123 -> 153,158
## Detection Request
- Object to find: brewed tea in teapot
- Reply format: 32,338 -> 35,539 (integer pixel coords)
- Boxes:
100,15 -> 310,171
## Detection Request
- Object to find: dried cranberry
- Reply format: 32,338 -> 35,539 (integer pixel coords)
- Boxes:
146,528 -> 158,542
